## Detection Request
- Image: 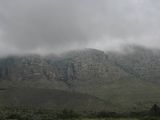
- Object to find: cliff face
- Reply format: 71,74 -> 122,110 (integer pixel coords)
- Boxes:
0,55 -> 55,82
108,46 -> 160,83
1,47 -> 160,87
1,47 -> 160,112
1,47 -> 160,88
0,49 -> 130,89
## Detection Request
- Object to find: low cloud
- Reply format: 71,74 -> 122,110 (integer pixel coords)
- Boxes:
0,0 -> 160,56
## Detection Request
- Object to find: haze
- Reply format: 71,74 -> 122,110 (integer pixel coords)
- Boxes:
0,0 -> 160,56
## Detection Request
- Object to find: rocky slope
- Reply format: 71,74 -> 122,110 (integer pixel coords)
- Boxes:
108,46 -> 160,83
0,49 -> 131,89
1,46 -> 160,112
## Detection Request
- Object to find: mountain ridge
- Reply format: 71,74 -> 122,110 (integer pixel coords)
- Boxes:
1,45 -> 160,112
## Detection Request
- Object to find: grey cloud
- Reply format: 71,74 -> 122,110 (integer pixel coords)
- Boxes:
0,0 -> 160,55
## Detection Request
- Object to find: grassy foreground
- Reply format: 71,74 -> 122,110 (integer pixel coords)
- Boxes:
0,108 -> 159,120
68,118 -> 160,120
78,118 -> 159,120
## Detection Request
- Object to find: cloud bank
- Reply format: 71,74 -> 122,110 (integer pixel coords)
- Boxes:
0,0 -> 160,55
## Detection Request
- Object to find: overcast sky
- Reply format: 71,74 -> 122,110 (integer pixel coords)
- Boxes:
0,0 -> 160,56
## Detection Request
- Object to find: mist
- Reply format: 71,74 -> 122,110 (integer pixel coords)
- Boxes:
0,0 -> 160,56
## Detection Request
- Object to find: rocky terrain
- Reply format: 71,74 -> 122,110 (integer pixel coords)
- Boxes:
0,46 -> 160,112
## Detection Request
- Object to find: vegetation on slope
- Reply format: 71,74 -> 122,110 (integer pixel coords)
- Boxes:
0,46 -> 160,112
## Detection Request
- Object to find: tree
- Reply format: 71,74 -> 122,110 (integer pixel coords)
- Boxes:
150,104 -> 160,116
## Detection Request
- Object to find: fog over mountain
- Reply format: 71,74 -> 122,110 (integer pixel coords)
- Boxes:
1,0 -> 160,112
0,0 -> 160,56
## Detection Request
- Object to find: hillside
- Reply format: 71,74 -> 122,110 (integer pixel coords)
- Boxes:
0,88 -> 107,111
0,46 -> 160,112
108,46 -> 160,83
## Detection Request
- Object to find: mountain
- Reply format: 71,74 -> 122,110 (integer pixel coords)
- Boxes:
108,46 -> 160,83
0,46 -> 160,112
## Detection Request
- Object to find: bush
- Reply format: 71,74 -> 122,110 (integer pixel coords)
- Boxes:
57,109 -> 80,119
